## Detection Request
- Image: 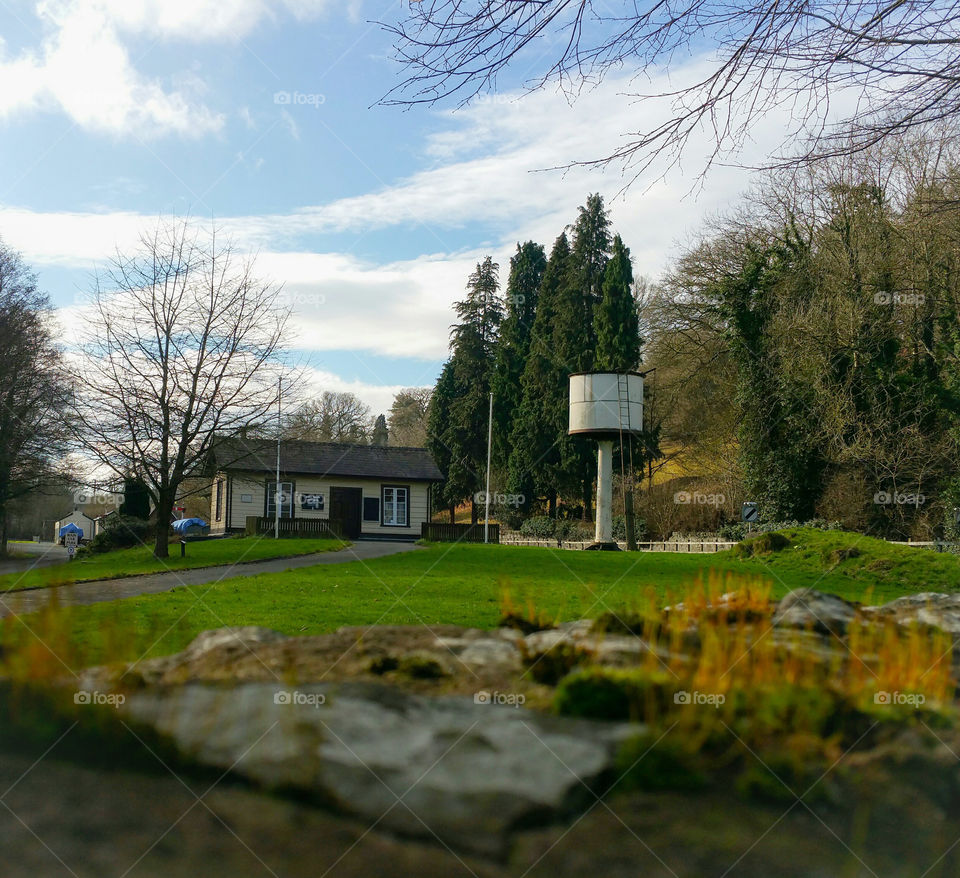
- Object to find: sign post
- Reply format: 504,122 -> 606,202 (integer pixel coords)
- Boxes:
741,501 -> 759,534
64,531 -> 78,560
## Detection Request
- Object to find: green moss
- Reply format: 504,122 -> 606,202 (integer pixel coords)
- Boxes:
554,667 -> 681,722
615,734 -> 707,792
397,654 -> 447,679
523,642 -> 591,685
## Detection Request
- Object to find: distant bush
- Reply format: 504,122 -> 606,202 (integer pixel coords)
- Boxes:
613,515 -> 646,541
85,517 -> 154,554
518,516 -> 556,539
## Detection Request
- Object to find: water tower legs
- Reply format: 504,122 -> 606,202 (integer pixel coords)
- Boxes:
590,439 -> 618,549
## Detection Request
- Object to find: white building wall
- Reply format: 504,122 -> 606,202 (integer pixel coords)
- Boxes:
212,470 -> 430,537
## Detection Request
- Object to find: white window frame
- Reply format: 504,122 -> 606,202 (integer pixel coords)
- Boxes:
266,481 -> 294,519
381,485 -> 409,527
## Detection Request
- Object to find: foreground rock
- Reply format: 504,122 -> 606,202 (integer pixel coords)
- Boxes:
771,587 -> 858,636
120,680 -> 633,857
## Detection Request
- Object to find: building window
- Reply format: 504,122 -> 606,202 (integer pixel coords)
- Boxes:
382,486 -> 408,527
363,497 -> 380,521
300,492 -> 324,511
266,481 -> 294,519
215,480 -> 223,521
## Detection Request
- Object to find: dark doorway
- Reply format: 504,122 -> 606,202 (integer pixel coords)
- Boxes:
330,487 -> 362,539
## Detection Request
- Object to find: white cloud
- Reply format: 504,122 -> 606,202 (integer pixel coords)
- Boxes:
0,0 -> 336,136
303,368 -> 426,416
3,62 -> 856,379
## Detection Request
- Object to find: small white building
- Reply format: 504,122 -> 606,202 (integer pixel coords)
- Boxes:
207,438 -> 444,540
53,510 -> 96,542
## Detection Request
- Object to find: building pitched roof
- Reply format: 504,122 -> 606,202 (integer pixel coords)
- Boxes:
211,437 -> 444,482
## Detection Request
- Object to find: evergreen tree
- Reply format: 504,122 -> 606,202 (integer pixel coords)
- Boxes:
508,235 -> 571,513
491,241 -> 546,478
595,234 -> 640,372
371,414 -> 388,446
428,257 -> 503,522
426,362 -> 457,521
119,475 -> 151,520
553,194 -> 612,517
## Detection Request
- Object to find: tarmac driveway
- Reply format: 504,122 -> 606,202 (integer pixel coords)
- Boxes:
0,540 -> 419,618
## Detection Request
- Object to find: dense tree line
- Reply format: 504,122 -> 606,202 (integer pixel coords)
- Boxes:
428,194 -> 648,522
647,132 -> 960,539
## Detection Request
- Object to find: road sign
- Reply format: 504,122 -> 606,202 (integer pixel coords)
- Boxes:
954,507 -> 960,527
64,532 -> 78,557
741,502 -> 759,523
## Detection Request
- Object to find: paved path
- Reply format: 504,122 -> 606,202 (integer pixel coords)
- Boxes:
0,540 -> 419,618
0,541 -> 68,576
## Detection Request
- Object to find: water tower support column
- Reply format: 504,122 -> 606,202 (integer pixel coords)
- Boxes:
596,439 -> 614,544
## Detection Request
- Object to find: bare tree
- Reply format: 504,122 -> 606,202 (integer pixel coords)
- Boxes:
0,241 -> 72,556
74,219 -> 290,558
285,391 -> 371,443
387,387 -> 432,446
383,1 -> 960,176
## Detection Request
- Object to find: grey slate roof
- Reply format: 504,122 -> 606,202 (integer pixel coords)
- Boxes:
211,437 -> 444,481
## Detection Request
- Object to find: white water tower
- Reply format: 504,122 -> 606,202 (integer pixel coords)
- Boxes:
569,372 -> 644,549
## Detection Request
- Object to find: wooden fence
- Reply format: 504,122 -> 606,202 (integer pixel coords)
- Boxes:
245,516 -> 343,539
421,522 -> 500,543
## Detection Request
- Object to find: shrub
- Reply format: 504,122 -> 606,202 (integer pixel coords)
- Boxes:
85,517 -> 154,554
612,515 -> 646,541
518,516 -> 557,539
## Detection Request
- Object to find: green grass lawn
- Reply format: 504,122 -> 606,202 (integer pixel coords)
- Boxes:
0,537 -> 346,593
17,527 -> 960,670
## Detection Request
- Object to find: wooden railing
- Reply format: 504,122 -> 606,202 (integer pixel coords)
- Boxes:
421,522 -> 500,543
245,516 -> 343,539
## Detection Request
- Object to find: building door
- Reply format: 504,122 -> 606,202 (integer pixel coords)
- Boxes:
330,487 -> 362,539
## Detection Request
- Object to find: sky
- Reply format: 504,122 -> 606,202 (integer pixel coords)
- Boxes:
0,0 -> 790,415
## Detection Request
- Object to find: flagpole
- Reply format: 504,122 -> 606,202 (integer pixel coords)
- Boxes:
275,376 -> 282,540
484,391 -> 492,544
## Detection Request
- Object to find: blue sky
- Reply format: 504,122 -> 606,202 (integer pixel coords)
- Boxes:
0,1 -> 789,413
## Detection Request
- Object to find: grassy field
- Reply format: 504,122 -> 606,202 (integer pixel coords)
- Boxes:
0,537 -> 346,593
11,527 -> 959,670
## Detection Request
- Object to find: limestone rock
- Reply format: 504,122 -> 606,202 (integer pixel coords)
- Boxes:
121,681 -> 631,857
772,589 -> 858,637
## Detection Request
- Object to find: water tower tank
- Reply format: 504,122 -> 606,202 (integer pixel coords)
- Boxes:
568,372 -> 644,437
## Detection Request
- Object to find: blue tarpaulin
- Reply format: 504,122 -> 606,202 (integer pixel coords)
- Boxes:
59,523 -> 84,539
172,517 -> 208,534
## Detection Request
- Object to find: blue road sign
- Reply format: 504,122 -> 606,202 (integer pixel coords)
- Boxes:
741,502 -> 759,523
